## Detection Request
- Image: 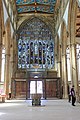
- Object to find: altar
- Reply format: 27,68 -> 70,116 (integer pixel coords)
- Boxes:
31,94 -> 41,106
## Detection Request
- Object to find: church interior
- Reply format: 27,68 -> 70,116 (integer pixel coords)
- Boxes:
0,0 -> 80,103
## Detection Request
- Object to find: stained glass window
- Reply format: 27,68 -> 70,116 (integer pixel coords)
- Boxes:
17,18 -> 54,69
16,0 -> 56,14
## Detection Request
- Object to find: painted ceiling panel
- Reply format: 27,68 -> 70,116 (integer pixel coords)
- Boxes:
16,0 -> 56,14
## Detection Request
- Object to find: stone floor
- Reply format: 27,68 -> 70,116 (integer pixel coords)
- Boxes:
0,99 -> 80,120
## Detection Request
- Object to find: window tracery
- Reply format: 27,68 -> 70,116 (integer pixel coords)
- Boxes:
17,18 -> 54,69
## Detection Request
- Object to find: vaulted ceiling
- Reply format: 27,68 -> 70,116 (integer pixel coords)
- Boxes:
3,0 -> 59,31
3,0 -> 80,39
16,0 -> 57,14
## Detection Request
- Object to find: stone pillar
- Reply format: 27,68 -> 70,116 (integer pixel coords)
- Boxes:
57,44 -> 62,77
62,53 -> 68,98
5,54 -> 10,98
0,1 -> 2,82
4,20 -> 11,99
54,37 -> 58,71
12,37 -> 17,78
70,44 -> 79,101
57,44 -> 63,98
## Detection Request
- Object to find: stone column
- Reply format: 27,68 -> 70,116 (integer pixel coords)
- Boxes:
70,44 -> 79,101
57,44 -> 62,77
12,37 -> 17,78
0,1 -> 2,82
62,53 -> 68,98
54,36 -> 58,71
4,21 -> 11,99
11,37 -> 17,98
57,44 -> 63,98
5,53 -> 10,98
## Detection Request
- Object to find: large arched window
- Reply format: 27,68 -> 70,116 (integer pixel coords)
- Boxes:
17,18 -> 54,69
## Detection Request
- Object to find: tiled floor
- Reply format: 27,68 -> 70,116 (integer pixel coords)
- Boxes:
0,99 -> 80,120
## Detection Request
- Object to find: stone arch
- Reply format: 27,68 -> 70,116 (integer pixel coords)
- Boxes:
17,16 -> 55,38
76,1 -> 80,94
67,0 -> 71,43
76,2 -> 80,38
17,16 -> 55,70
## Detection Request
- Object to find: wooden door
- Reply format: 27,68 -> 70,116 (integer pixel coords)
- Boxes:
15,81 -> 26,98
46,81 -> 57,98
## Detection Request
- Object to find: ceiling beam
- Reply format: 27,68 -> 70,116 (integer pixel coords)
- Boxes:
17,10 -> 54,14
16,3 -> 55,7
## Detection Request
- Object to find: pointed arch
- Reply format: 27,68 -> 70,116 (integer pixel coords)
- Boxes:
17,17 -> 54,69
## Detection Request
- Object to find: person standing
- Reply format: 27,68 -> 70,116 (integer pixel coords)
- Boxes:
68,90 -> 71,102
71,85 -> 76,106
68,85 -> 71,102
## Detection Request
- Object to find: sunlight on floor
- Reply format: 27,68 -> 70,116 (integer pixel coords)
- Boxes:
0,100 -> 23,107
0,112 -> 6,116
